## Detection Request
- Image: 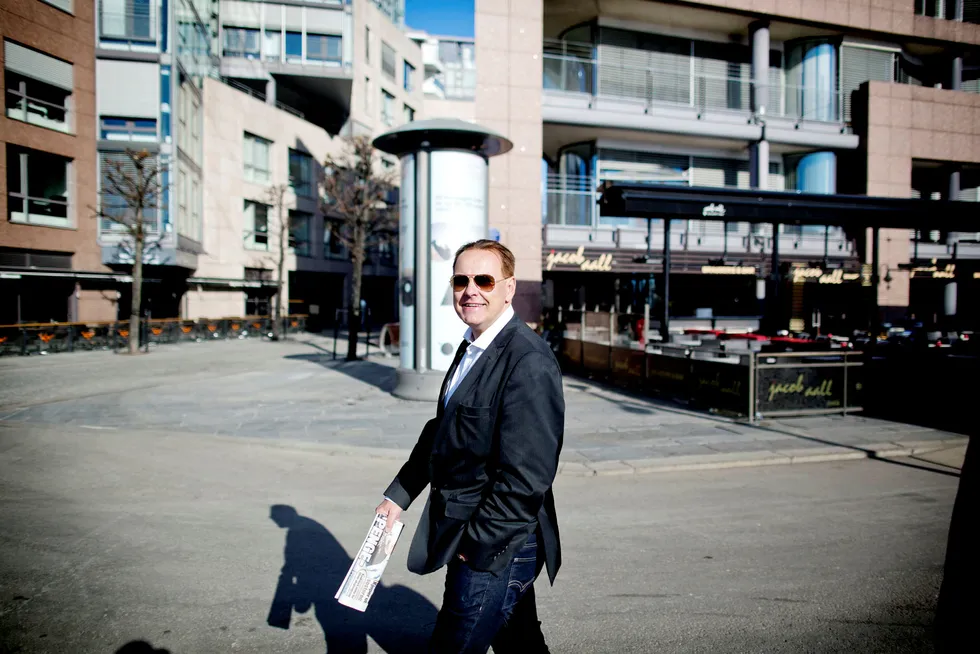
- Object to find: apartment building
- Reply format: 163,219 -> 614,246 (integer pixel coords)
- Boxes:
407,29 -> 477,120
474,0 -> 980,334
93,0 -> 216,319
186,0 -> 422,326
0,0 -> 119,324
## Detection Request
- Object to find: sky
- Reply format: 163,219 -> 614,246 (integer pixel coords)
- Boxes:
405,0 -> 475,38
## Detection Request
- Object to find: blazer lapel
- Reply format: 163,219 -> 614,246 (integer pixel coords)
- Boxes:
442,313 -> 522,418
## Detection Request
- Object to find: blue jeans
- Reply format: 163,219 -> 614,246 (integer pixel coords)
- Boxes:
429,532 -> 550,654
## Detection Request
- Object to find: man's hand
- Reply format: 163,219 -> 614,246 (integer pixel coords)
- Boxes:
376,498 -> 403,533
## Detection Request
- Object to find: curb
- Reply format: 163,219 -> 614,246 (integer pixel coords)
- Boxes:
556,439 -> 970,477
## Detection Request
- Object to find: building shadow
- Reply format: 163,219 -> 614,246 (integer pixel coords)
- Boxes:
284,353 -> 397,393
267,505 -> 437,653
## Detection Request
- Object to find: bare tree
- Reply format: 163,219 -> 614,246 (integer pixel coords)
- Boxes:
94,149 -> 166,355
266,184 -> 290,341
321,135 -> 396,361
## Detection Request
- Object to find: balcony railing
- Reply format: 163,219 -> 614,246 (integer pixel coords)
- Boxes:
543,39 -> 842,124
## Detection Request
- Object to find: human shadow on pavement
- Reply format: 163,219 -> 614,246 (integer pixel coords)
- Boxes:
284,353 -> 397,393
267,504 -> 437,653
115,641 -> 170,654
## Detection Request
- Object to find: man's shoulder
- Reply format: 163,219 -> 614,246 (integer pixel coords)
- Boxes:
504,320 -> 559,365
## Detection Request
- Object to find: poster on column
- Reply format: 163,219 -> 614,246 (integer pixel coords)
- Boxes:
398,154 -> 415,370
429,150 -> 488,371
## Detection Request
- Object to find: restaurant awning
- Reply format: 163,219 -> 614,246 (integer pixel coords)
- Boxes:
598,183 -> 979,231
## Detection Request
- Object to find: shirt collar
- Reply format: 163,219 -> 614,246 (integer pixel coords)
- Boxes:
465,305 -> 515,351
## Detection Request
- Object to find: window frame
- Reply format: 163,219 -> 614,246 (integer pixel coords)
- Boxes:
403,59 -> 415,92
100,116 -> 157,142
222,26 -> 261,59
244,199 -> 270,251
5,70 -> 71,133
288,209 -> 313,257
403,103 -> 415,124
288,149 -> 315,198
381,89 -> 395,126
306,33 -> 342,64
243,132 -> 272,183
99,0 -> 155,43
381,41 -> 396,81
7,145 -> 71,228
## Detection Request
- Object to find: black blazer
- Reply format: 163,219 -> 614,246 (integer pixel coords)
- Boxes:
384,312 -> 564,584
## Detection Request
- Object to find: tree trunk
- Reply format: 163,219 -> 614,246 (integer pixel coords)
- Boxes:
272,201 -> 286,341
129,218 -> 143,355
346,224 -> 366,361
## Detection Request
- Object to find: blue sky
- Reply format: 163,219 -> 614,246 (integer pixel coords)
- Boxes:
406,0 -> 474,38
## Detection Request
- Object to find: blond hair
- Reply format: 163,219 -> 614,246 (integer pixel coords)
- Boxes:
453,239 -> 515,278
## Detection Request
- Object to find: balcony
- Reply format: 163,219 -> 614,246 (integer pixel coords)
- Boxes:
543,40 -> 858,150
543,175 -> 855,259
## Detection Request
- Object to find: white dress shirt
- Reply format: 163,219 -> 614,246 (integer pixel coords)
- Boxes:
443,305 -> 515,406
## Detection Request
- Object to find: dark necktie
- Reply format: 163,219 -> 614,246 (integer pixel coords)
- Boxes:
438,339 -> 470,411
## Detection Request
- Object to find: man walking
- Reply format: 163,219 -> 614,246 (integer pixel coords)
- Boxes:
376,239 -> 564,653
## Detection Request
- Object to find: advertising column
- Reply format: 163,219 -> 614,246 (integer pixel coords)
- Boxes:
428,151 -> 488,371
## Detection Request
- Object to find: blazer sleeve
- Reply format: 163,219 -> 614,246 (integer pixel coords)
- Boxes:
456,351 -> 564,569
383,417 -> 439,510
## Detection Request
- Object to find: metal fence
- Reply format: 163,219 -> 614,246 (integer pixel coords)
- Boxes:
0,315 -> 308,357
557,310 -> 863,419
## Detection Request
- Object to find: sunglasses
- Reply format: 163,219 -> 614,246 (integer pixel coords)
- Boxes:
450,274 -> 512,292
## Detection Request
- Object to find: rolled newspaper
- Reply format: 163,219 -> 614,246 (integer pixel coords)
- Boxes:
335,512 -> 404,612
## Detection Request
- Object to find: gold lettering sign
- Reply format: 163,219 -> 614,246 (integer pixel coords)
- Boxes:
701,266 -> 757,275
910,264 -> 955,279
767,374 -> 834,402
545,246 -> 614,272
791,267 -> 860,285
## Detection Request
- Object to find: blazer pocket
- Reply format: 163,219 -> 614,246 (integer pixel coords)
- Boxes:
454,404 -> 493,456
443,499 -> 479,521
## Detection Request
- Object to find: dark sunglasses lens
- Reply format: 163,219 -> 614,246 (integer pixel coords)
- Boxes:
474,275 -> 495,291
452,275 -> 469,291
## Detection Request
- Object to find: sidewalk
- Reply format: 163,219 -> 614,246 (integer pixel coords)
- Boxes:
0,334 -> 967,475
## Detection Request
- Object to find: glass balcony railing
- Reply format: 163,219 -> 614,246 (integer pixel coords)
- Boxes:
543,39 -> 842,124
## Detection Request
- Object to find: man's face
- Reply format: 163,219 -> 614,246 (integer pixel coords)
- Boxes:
453,249 -> 516,337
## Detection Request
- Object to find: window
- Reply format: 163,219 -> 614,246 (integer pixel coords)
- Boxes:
7,145 -> 70,227
244,133 -> 272,183
381,41 -> 396,81
365,26 -> 370,62
97,151 -> 158,232
100,116 -> 156,141
289,149 -> 315,197
323,220 -> 346,258
403,60 -> 415,92
403,103 -> 415,123
915,0 -> 959,19
99,0 -> 153,42
381,90 -> 395,126
223,27 -> 260,59
285,31 -> 303,61
244,200 -> 269,250
306,34 -> 342,63
5,70 -> 71,133
289,210 -> 312,256
263,30 -> 281,61
365,77 -> 372,112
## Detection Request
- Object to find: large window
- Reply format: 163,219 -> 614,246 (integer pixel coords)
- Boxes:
98,150 -> 158,232
99,0 -> 154,42
285,31 -> 303,62
323,220 -> 346,259
7,146 -> 70,227
263,30 -> 281,61
5,71 -> 71,133
100,116 -> 156,141
289,210 -> 312,257
381,90 -> 395,126
403,60 -> 415,92
306,34 -> 342,63
223,27 -> 260,59
244,200 -> 269,250
244,133 -> 272,183
288,149 -> 315,197
381,41 -> 396,81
